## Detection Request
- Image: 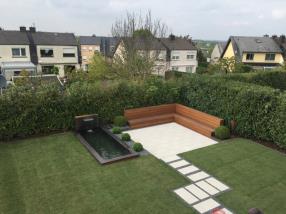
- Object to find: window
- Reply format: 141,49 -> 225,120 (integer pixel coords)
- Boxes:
265,53 -> 276,61
172,55 -> 180,60
40,48 -> 54,57
89,47 -> 93,51
246,53 -> 254,61
186,66 -> 193,73
63,48 -> 76,57
12,48 -> 26,57
42,66 -> 55,74
187,55 -> 194,60
172,66 -> 179,71
82,47 -> 87,50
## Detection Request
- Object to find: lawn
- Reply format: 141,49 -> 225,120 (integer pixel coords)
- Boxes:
0,132 -> 193,214
1,134 -> 285,214
181,138 -> 286,214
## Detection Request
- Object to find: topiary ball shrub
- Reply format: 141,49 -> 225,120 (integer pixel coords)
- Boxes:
113,116 -> 127,127
215,126 -> 231,140
121,133 -> 131,141
112,127 -> 122,134
133,143 -> 143,152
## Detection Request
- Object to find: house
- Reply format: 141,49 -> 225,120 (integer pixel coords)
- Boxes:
113,35 -> 198,75
210,42 -> 227,64
0,28 -> 36,80
160,36 -> 198,73
273,35 -> 286,61
114,37 -> 168,76
79,36 -> 119,71
0,27 -> 79,79
221,36 -> 284,69
30,28 -> 79,76
79,36 -> 101,71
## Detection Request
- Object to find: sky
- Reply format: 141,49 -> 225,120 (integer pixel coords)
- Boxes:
0,0 -> 286,40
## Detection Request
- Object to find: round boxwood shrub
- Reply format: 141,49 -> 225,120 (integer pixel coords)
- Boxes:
215,126 -> 231,140
121,133 -> 131,141
113,116 -> 127,127
133,143 -> 143,152
112,127 -> 122,134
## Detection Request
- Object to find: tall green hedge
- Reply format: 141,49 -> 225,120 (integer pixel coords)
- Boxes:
179,75 -> 286,147
219,70 -> 286,91
1,75 -> 286,148
0,79 -> 180,140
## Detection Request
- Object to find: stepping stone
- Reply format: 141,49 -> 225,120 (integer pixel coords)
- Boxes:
205,177 -> 230,192
192,198 -> 220,214
161,155 -> 181,163
187,171 -> 210,182
174,188 -> 199,205
185,184 -> 209,200
221,208 -> 233,214
178,165 -> 199,175
169,160 -> 190,169
195,181 -> 220,195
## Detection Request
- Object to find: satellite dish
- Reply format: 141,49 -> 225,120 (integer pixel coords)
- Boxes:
0,75 -> 7,88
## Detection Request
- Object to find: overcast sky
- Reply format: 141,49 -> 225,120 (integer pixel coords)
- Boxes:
1,0 -> 286,40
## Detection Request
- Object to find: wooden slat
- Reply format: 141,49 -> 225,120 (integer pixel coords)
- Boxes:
124,103 -> 224,138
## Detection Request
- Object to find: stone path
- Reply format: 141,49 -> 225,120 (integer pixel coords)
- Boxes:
162,155 -> 234,214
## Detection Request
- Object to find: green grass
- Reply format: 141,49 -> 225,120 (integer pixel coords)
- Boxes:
181,138 -> 286,214
0,132 -> 193,214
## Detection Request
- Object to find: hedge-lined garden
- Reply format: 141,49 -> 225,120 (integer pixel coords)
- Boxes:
1,75 -> 286,148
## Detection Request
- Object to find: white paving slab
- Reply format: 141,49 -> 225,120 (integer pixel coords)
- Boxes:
188,171 -> 210,182
205,177 -> 230,192
169,160 -> 190,169
185,184 -> 209,200
192,198 -> 220,214
174,188 -> 199,205
221,208 -> 233,214
161,155 -> 181,163
195,181 -> 220,195
124,122 -> 217,159
178,165 -> 199,175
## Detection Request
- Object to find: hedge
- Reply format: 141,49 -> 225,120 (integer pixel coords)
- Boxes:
1,75 -> 286,148
179,75 -> 286,147
0,78 -> 180,140
219,70 -> 286,91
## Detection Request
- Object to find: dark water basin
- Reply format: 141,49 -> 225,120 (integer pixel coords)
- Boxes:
78,128 -> 136,163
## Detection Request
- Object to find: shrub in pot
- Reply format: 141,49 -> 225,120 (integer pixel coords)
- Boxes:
133,143 -> 143,152
112,127 -> 122,134
121,133 -> 131,141
215,126 -> 230,140
113,116 -> 127,127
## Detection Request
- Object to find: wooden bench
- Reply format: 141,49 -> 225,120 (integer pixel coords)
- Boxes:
124,104 -> 223,138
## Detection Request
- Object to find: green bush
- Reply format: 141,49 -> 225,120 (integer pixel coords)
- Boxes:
113,116 -> 127,127
112,127 -> 122,134
133,143 -> 143,152
215,126 -> 231,140
221,70 -> 286,91
121,133 -> 131,141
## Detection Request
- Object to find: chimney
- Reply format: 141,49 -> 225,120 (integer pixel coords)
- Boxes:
272,35 -> 278,39
20,26 -> 26,32
169,34 -> 176,41
281,35 -> 286,43
263,34 -> 269,38
29,27 -> 36,32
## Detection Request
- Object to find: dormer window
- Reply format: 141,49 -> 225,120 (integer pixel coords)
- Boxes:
12,48 -> 26,57
246,53 -> 254,61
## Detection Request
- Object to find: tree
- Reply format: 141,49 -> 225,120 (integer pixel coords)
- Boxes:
88,52 -> 120,80
112,10 -> 169,80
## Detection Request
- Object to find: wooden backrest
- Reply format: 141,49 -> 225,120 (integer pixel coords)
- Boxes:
124,104 -> 176,120
175,104 -> 223,128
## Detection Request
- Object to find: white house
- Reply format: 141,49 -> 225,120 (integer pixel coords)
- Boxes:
160,36 -> 198,73
113,35 -> 198,76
